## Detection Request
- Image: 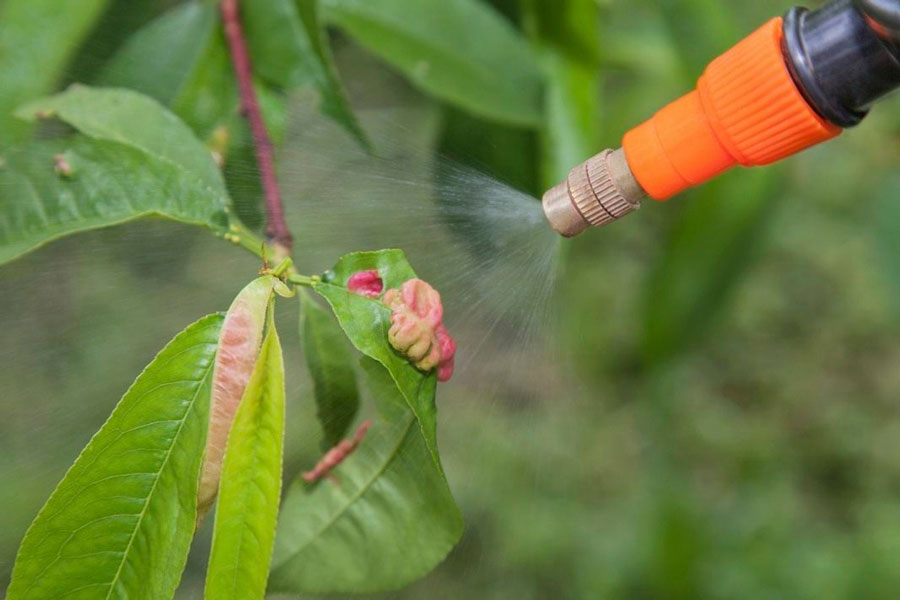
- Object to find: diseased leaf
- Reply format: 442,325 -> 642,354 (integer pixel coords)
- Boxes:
272,250 -> 462,592
321,0 -> 543,127
199,276 -> 283,519
311,250 -> 440,463
269,357 -> 462,594
243,0 -> 367,146
206,311 -> 285,600
99,1 -> 236,138
0,87 -> 231,265
6,313 -> 224,600
300,290 -> 360,449
0,0 -> 111,144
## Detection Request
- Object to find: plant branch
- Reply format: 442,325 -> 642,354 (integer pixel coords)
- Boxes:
287,273 -> 317,287
220,0 -> 292,255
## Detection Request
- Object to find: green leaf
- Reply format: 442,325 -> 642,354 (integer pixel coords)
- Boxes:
269,357 -> 462,594
99,1 -> 236,138
242,0 -> 367,146
0,87 -> 231,265
300,290 -> 360,449
98,2 -> 299,229
206,311 -> 285,600
0,0 -> 111,144
321,0 -> 543,127
17,85 -> 226,194
6,313 -> 224,600
312,250 -> 441,463
640,169 -> 781,366
538,51 -> 601,188
521,0 -> 602,187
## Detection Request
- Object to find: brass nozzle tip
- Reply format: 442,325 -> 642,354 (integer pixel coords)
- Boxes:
542,148 -> 645,238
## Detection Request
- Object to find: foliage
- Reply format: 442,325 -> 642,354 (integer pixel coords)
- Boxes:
2,69 -> 463,594
270,357 -> 462,593
300,290 -> 360,449
206,309 -> 285,600
0,86 -> 230,265
1,0 -> 498,595
321,0 -> 543,127
6,314 -> 222,599
3,0 -> 900,598
269,252 -> 463,593
0,0 -> 110,144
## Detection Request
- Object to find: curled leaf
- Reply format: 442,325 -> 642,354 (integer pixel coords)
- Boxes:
197,275 -> 281,520
383,278 -> 456,381
435,324 -> 456,382
301,420 -> 371,484
205,310 -> 285,600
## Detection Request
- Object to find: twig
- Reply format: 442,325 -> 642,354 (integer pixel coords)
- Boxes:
220,0 -> 293,254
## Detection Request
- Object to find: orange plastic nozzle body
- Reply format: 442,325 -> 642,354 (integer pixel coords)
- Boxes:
622,17 -> 841,201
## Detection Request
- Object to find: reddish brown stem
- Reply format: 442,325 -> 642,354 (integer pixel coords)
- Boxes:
220,0 -> 293,253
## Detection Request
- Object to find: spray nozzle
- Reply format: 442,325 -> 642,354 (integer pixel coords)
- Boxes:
544,0 -> 900,239
541,148 -> 644,237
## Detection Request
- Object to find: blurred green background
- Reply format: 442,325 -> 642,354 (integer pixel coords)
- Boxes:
3,0 -> 900,598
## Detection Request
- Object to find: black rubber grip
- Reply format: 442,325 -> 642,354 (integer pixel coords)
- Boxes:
783,0 -> 900,127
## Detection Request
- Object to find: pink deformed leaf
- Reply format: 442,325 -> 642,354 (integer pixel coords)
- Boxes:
435,324 -> 456,382
385,278 -> 442,326
197,276 -> 279,521
388,307 -> 442,370
302,420 -> 372,484
347,270 -> 383,298
382,278 -> 456,382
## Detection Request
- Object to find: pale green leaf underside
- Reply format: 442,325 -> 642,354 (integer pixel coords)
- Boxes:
269,358 -> 462,594
300,290 -> 360,449
312,250 -> 441,466
6,313 -> 224,600
321,0 -> 543,127
206,315 -> 285,600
